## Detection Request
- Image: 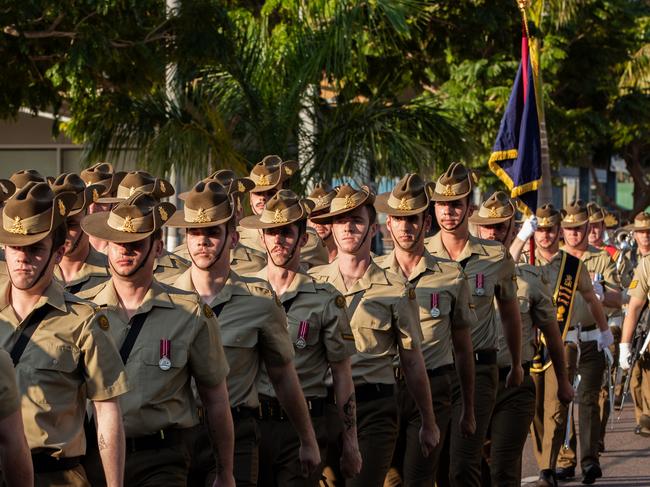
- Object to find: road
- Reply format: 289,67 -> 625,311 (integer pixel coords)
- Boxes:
521,406 -> 650,486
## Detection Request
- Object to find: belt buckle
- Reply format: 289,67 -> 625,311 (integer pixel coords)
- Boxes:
474,352 -> 480,362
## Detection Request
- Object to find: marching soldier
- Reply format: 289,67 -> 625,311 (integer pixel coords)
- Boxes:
95,169 -> 191,279
79,162 -> 121,254
0,348 -> 33,486
0,182 -> 129,486
555,200 -> 621,483
50,173 -> 111,293
309,184 -> 438,487
470,192 -> 572,487
79,192 -> 234,486
0,178 -> 16,269
241,189 -> 362,485
620,212 -> 650,436
424,163 -> 523,487
524,203 -> 614,485
166,180 -> 321,486
241,155 -> 329,268
374,174 -> 477,486
307,182 -> 338,263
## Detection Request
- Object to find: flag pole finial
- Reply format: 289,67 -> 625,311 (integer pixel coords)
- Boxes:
517,0 -> 531,38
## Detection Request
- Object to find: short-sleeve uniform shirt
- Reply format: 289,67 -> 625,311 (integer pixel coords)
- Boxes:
170,241 -> 266,278
0,281 -> 129,457
154,249 -> 190,281
254,268 -> 355,399
425,233 -> 517,351
628,255 -> 650,304
54,246 -> 111,294
0,349 -> 19,420
309,259 -> 422,385
375,250 -> 476,370
79,279 -> 229,437
171,269 -> 294,408
496,264 -> 557,368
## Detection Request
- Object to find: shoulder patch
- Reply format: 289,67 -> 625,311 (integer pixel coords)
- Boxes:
408,287 -> 416,300
203,304 -> 214,318
97,314 -> 110,331
629,280 -> 638,290
335,295 -> 346,308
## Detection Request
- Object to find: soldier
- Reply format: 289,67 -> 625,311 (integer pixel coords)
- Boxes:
470,192 -> 573,487
307,182 -> 338,263
241,189 -> 361,485
0,348 -> 33,486
241,155 -> 328,268
49,173 -> 111,293
555,200 -> 620,483
80,192 -> 234,486
96,169 -> 191,279
309,184 -> 438,487
0,178 -> 16,269
424,163 -> 523,487
166,181 -> 321,486
524,203 -> 614,486
620,212 -> 650,435
373,174 -> 477,486
0,182 -> 128,486
79,162 -> 121,254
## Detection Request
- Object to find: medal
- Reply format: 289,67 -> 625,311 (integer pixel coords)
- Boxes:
159,339 -> 171,371
295,320 -> 309,349
430,293 -> 440,318
475,273 -> 485,296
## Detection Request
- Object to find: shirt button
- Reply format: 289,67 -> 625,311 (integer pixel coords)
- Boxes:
52,359 -> 58,365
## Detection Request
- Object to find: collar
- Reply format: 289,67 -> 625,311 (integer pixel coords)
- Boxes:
173,267 -> 249,306
54,247 -> 109,283
383,249 -> 442,281
0,279 -> 68,316
256,266 -> 316,301
92,279 -> 175,314
429,232 -> 489,261
322,258 -> 390,293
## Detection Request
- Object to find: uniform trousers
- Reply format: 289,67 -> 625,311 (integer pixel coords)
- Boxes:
186,415 -> 260,487
384,369 -> 452,487
597,325 -> 620,448
531,343 -> 578,470
631,356 -> 650,425
486,374 -> 536,487
258,414 -> 328,487
34,465 -> 90,487
448,362 -> 498,487
558,340 -> 606,471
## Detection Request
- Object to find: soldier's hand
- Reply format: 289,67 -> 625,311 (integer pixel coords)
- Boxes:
557,377 -> 575,404
212,471 -> 235,487
619,342 -> 631,370
459,408 -> 476,438
505,363 -> 524,388
340,442 -> 362,478
299,441 -> 321,478
419,423 -> 440,457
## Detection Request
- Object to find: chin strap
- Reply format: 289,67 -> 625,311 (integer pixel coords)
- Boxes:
109,237 -> 156,278
189,226 -> 231,271
392,215 -> 426,251
9,243 -> 57,291
265,227 -> 303,267
439,203 -> 470,233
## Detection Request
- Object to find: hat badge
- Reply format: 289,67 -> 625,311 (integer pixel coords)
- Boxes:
121,216 -> 136,233
539,216 -> 552,226
9,216 -> 27,235
160,181 -> 166,193
92,189 -> 100,202
488,207 -> 499,218
343,194 -> 356,209
237,181 -> 246,193
397,197 -> 411,211
58,200 -> 66,216
129,186 -> 136,196
443,184 -> 455,197
272,208 -> 287,224
565,214 -> 576,223
284,166 -> 294,176
316,195 -> 324,207
158,206 -> 168,221
257,173 -> 271,186
193,208 -> 211,224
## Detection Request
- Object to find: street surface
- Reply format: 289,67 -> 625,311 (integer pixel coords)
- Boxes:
521,406 -> 650,486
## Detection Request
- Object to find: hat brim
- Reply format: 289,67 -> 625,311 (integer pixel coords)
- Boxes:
561,220 -> 589,229
429,189 -> 472,202
310,193 -> 374,224
96,196 -> 125,204
623,223 -> 650,232
239,208 -> 309,230
469,214 -> 513,225
588,217 -> 605,224
68,184 -> 105,216
165,210 -> 233,229
374,193 -> 429,217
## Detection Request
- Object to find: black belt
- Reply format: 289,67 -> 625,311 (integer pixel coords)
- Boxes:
474,349 -> 497,365
258,395 -> 326,420
498,362 -> 532,382
394,364 -> 454,382
354,383 -> 394,402
32,453 -> 81,473
125,428 -> 186,452
197,405 -> 258,424
570,324 -> 597,332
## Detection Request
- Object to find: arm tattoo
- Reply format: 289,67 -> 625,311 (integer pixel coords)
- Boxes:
342,393 -> 356,431
98,433 -> 108,451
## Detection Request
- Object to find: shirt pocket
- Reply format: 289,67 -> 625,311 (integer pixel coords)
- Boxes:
220,325 -> 258,350
350,303 -> 393,355
287,317 -> 321,349
469,273 -> 496,301
29,344 -> 81,405
143,344 -> 189,369
420,292 -> 451,342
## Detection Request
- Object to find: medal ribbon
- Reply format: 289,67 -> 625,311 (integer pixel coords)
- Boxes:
476,273 -> 484,290
297,321 -> 309,342
430,293 -> 439,309
160,339 -> 171,359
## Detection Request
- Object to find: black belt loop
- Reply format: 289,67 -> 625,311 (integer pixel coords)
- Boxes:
473,349 -> 497,366
31,453 -> 81,473
125,428 -> 186,452
258,395 -> 326,420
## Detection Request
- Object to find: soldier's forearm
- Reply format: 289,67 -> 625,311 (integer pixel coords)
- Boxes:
509,236 -> 527,263
399,347 -> 436,429
538,321 -> 568,381
93,399 -> 125,487
198,381 -> 234,478
621,297 -> 646,343
586,292 -> 610,332
0,410 -> 33,487
602,289 -> 622,308
451,328 -> 475,411
498,298 -> 523,365
330,359 -> 359,449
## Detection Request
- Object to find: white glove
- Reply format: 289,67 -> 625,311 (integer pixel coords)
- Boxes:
597,328 -> 614,352
517,215 -> 538,241
592,280 -> 605,302
619,342 -> 631,370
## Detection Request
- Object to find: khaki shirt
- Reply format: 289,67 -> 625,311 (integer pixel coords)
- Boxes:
153,249 -> 190,281
54,247 -> 111,294
309,259 -> 422,385
254,268 -> 355,398
239,225 -> 328,269
0,281 -> 128,457
79,279 -> 229,437
0,349 -> 19,420
534,249 -> 593,330
171,269 -> 294,409
375,250 -> 475,370
496,264 -> 556,368
171,241 -> 266,277
628,255 -> 650,304
425,233 -> 517,351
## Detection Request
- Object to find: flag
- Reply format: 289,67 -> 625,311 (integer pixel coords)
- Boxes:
488,32 -> 542,215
